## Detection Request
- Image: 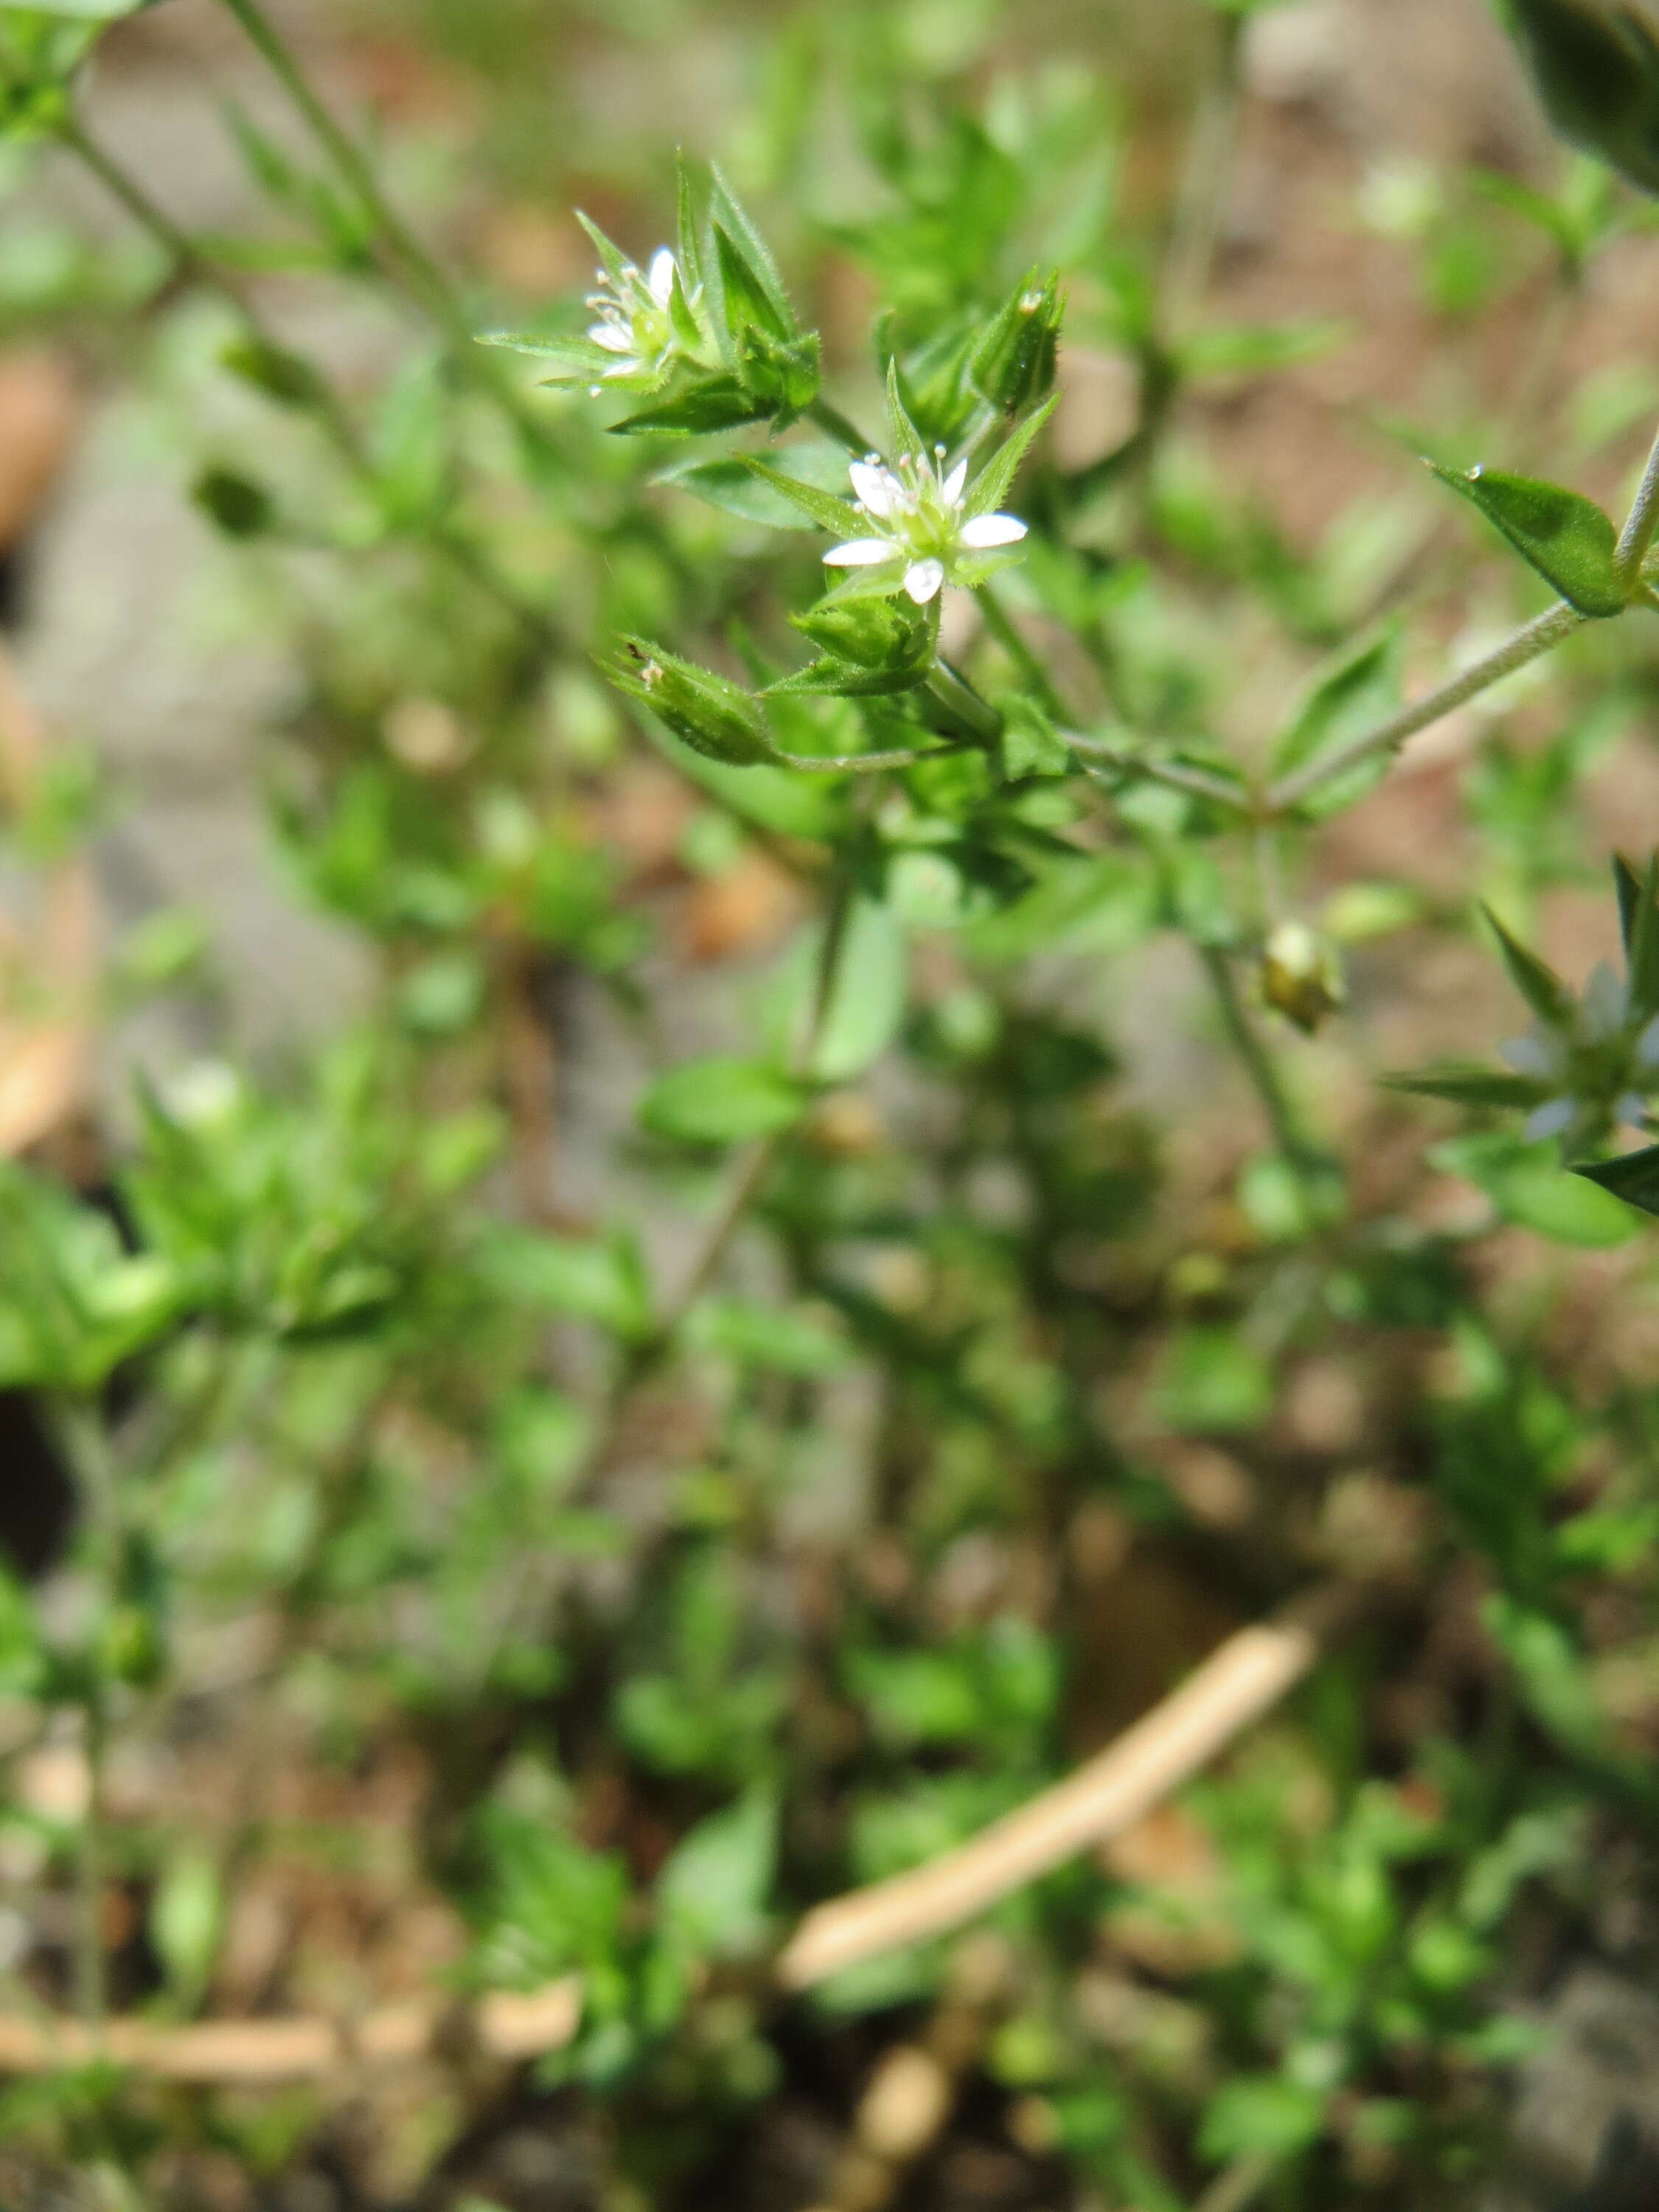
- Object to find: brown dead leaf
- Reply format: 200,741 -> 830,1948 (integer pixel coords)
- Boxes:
0,350 -> 80,553
677,851 -> 800,964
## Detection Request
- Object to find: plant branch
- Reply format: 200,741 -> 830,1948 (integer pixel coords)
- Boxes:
213,0 -> 557,459
1163,8 -> 1248,336
1200,944 -> 1324,1178
1615,418 -> 1659,591
807,395 -> 874,459
1265,599 -> 1587,815
772,740 -> 965,773
41,106 -> 556,650
1068,732 -> 1248,811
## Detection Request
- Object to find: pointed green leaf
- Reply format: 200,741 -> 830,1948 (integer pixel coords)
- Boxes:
639,1057 -> 807,1146
611,377 -> 772,436
1626,853 -> 1659,1020
1483,905 -> 1573,1028
714,223 -> 791,345
478,329 -> 613,375
964,393 -> 1058,520
1382,1064 -> 1551,1110
883,359 -> 931,467
1271,630 -> 1402,816
742,459 -> 863,537
708,161 -> 795,334
675,153 -> 703,296
1429,462 -> 1625,617
13,0 -> 163,14
574,209 -> 633,290
1575,1144 -> 1659,1218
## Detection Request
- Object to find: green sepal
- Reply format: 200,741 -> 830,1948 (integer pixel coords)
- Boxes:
1575,1144 -> 1659,1217
764,658 -> 927,699
1429,461 -> 1626,617
965,393 -> 1059,520
1482,905 -> 1574,1029
734,326 -> 820,423
790,594 -> 933,672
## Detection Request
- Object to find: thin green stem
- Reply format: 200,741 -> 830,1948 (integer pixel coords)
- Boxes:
1066,731 -> 1248,812
46,1398 -> 121,2030
44,106 -> 556,650
926,658 -> 1003,744
1265,599 -> 1587,815
1164,10 -> 1248,336
213,0 -> 556,455
1200,945 -> 1324,1178
774,741 -> 967,773
975,580 -> 1067,720
653,862 -> 857,1340
807,396 -> 874,459
1615,419 -> 1659,592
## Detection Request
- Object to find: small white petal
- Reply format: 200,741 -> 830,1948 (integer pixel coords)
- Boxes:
959,512 -> 1028,549
824,538 -> 899,567
1525,1097 -> 1576,1143
905,558 -> 945,604
1583,961 -> 1628,1040
603,358 -> 643,378
941,458 -> 967,504
1499,1033 -> 1558,1079
591,324 -> 633,353
849,461 -> 897,518
648,248 -> 677,304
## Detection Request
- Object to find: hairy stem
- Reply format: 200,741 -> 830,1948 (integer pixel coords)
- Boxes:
1616,419 -> 1659,592
774,741 -> 967,773
1265,599 -> 1587,814
1067,731 -> 1248,811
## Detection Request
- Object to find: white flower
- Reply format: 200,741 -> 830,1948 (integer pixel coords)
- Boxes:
585,247 -> 703,383
1500,961 -> 1659,1143
823,447 -> 1029,605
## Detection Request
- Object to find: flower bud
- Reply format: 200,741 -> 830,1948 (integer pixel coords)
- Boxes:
970,271 -> 1062,414
604,639 -> 776,766
1500,0 -> 1659,195
1260,922 -> 1346,1036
